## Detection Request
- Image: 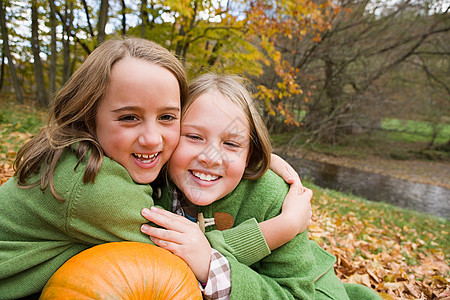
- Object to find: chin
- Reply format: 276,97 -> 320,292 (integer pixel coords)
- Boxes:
132,173 -> 157,184
186,192 -> 217,207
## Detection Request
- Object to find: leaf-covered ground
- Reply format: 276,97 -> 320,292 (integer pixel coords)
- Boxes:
309,186 -> 449,299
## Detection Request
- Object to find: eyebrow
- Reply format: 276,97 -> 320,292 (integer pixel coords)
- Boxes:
183,123 -> 249,139
112,106 -> 180,113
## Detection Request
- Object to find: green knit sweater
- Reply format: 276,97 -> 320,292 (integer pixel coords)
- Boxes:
0,148 -> 269,299
158,170 -> 381,300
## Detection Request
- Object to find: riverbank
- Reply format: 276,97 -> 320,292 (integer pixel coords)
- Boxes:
279,148 -> 450,189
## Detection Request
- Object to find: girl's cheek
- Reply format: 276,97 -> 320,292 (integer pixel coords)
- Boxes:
166,127 -> 180,144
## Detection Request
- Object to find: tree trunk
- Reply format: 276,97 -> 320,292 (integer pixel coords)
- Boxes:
97,0 -> 109,44
121,0 -> 126,36
81,0 -> 95,37
1,49 -> 4,91
31,0 -> 49,107
48,0 -> 57,95
0,0 -> 23,103
140,0 -> 148,38
60,1 -> 74,84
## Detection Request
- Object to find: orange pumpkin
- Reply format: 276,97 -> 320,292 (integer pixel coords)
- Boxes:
40,242 -> 202,299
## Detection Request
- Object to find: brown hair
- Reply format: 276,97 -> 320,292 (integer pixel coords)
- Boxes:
184,73 -> 272,179
14,37 -> 188,200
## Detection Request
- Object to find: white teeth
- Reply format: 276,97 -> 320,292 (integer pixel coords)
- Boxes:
135,153 -> 157,159
192,171 -> 219,181
134,153 -> 158,163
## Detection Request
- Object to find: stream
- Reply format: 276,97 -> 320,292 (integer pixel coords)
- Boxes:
285,156 -> 450,220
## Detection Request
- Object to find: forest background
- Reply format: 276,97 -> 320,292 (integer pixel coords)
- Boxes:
0,0 -> 449,299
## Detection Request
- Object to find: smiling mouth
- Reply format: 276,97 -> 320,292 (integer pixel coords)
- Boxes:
133,153 -> 159,163
190,170 -> 221,182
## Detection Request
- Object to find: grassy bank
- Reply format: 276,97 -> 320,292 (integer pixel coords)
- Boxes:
0,96 -> 449,298
271,118 -> 450,162
0,96 -> 45,165
382,118 -> 450,145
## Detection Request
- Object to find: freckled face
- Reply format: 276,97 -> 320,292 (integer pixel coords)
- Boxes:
95,58 -> 181,184
169,92 -> 250,206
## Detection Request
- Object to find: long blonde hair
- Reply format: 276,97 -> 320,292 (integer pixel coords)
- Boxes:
14,37 -> 188,200
185,73 -> 272,179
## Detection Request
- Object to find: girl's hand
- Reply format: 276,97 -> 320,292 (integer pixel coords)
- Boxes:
257,153 -> 311,251
258,183 -> 312,250
140,207 -> 211,283
270,153 -> 303,189
281,186 -> 313,235
270,153 -> 311,232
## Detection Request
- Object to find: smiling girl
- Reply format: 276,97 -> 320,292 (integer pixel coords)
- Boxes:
0,38 -> 188,299
141,73 -> 382,299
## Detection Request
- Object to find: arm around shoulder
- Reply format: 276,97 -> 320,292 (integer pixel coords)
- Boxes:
65,157 -> 156,244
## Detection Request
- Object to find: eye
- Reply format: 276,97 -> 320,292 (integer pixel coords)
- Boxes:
118,115 -> 139,122
159,114 -> 178,122
185,134 -> 203,141
224,141 -> 240,148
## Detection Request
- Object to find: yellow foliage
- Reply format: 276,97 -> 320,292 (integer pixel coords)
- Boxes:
156,0 -> 338,125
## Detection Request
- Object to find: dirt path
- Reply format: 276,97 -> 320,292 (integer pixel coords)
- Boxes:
281,149 -> 450,190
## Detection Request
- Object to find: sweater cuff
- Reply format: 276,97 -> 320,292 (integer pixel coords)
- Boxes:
222,218 -> 270,266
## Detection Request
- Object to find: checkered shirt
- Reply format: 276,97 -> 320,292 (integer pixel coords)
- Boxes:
172,190 -> 231,299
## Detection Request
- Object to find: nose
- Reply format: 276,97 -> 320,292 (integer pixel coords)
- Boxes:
138,123 -> 163,147
198,143 -> 226,167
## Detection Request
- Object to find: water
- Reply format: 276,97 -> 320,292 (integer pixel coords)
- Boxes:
286,157 -> 450,219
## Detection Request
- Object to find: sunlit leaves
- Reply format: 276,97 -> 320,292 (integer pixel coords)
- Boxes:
243,0 -> 340,125
138,0 -> 339,126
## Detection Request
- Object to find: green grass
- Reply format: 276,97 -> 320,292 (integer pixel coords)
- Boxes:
0,103 -> 44,133
270,132 -> 294,147
271,117 -> 450,161
382,118 -> 450,144
0,97 -> 45,157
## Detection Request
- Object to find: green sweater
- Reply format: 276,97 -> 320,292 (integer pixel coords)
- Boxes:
0,149 -> 269,299
158,170 -> 381,300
